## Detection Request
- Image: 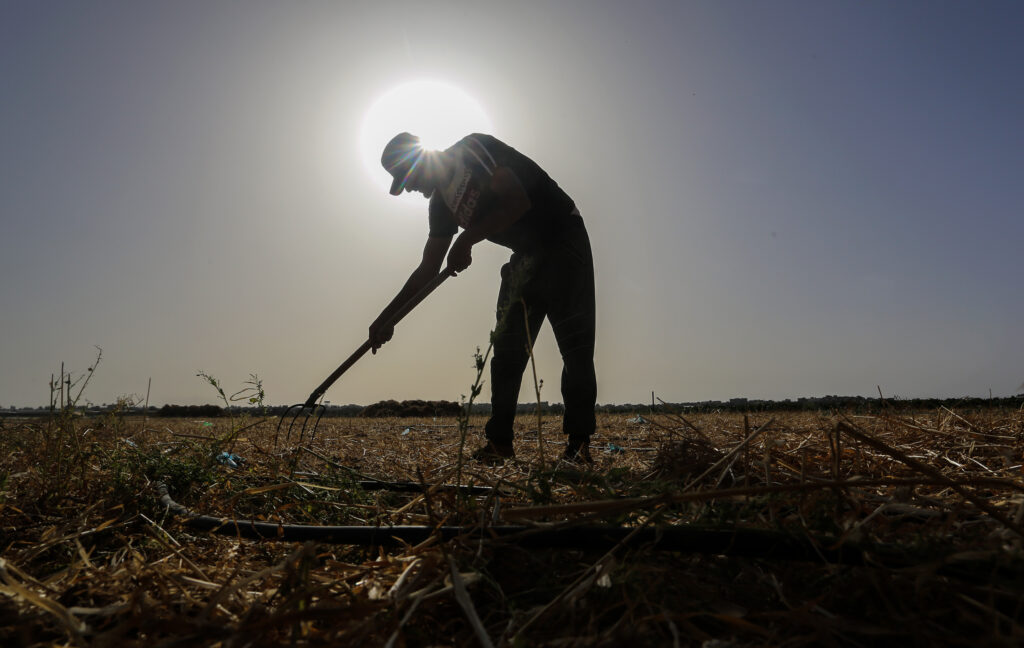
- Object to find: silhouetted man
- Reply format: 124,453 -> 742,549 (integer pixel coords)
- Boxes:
370,133 -> 596,464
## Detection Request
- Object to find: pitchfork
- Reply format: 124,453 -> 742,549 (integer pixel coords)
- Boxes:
275,268 -> 456,450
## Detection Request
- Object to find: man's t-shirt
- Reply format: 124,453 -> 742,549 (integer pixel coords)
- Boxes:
428,134 -> 577,254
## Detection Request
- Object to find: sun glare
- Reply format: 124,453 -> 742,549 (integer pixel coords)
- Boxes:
359,79 -> 492,195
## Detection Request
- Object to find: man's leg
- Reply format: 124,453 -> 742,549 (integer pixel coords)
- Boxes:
559,333 -> 597,441
484,258 -> 546,447
546,226 -> 597,447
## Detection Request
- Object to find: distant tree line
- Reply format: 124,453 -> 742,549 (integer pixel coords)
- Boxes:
359,400 -> 462,417
157,400 -> 465,418
617,395 -> 1024,415
158,404 -> 225,418
2,395 -> 1021,419
136,394 -> 1024,417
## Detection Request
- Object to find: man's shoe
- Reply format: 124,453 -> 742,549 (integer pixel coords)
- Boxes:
471,441 -> 515,465
561,439 -> 594,466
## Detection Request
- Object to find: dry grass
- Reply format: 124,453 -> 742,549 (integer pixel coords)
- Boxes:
2,404 -> 1023,646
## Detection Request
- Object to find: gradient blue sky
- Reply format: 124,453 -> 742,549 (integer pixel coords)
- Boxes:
2,1 -> 1022,407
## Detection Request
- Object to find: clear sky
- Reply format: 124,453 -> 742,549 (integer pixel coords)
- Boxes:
2,1 -> 1022,408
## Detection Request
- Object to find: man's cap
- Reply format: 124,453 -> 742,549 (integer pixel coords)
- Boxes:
381,132 -> 422,195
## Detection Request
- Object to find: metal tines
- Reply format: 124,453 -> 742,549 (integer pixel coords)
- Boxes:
275,399 -> 326,450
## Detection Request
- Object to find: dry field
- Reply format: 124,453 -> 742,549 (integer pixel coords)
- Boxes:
2,405 -> 1023,646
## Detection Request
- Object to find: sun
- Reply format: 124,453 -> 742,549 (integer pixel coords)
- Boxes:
359,79 -> 492,196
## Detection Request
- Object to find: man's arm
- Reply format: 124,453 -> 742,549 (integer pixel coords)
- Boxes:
369,235 -> 452,353
446,166 -> 531,272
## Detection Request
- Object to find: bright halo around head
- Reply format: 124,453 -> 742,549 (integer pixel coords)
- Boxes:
359,79 -> 492,198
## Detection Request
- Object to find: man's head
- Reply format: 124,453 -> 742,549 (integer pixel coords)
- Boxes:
381,132 -> 425,196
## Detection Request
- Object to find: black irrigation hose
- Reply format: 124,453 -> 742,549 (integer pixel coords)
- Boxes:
157,482 -> 831,557
155,483 -> 1024,584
